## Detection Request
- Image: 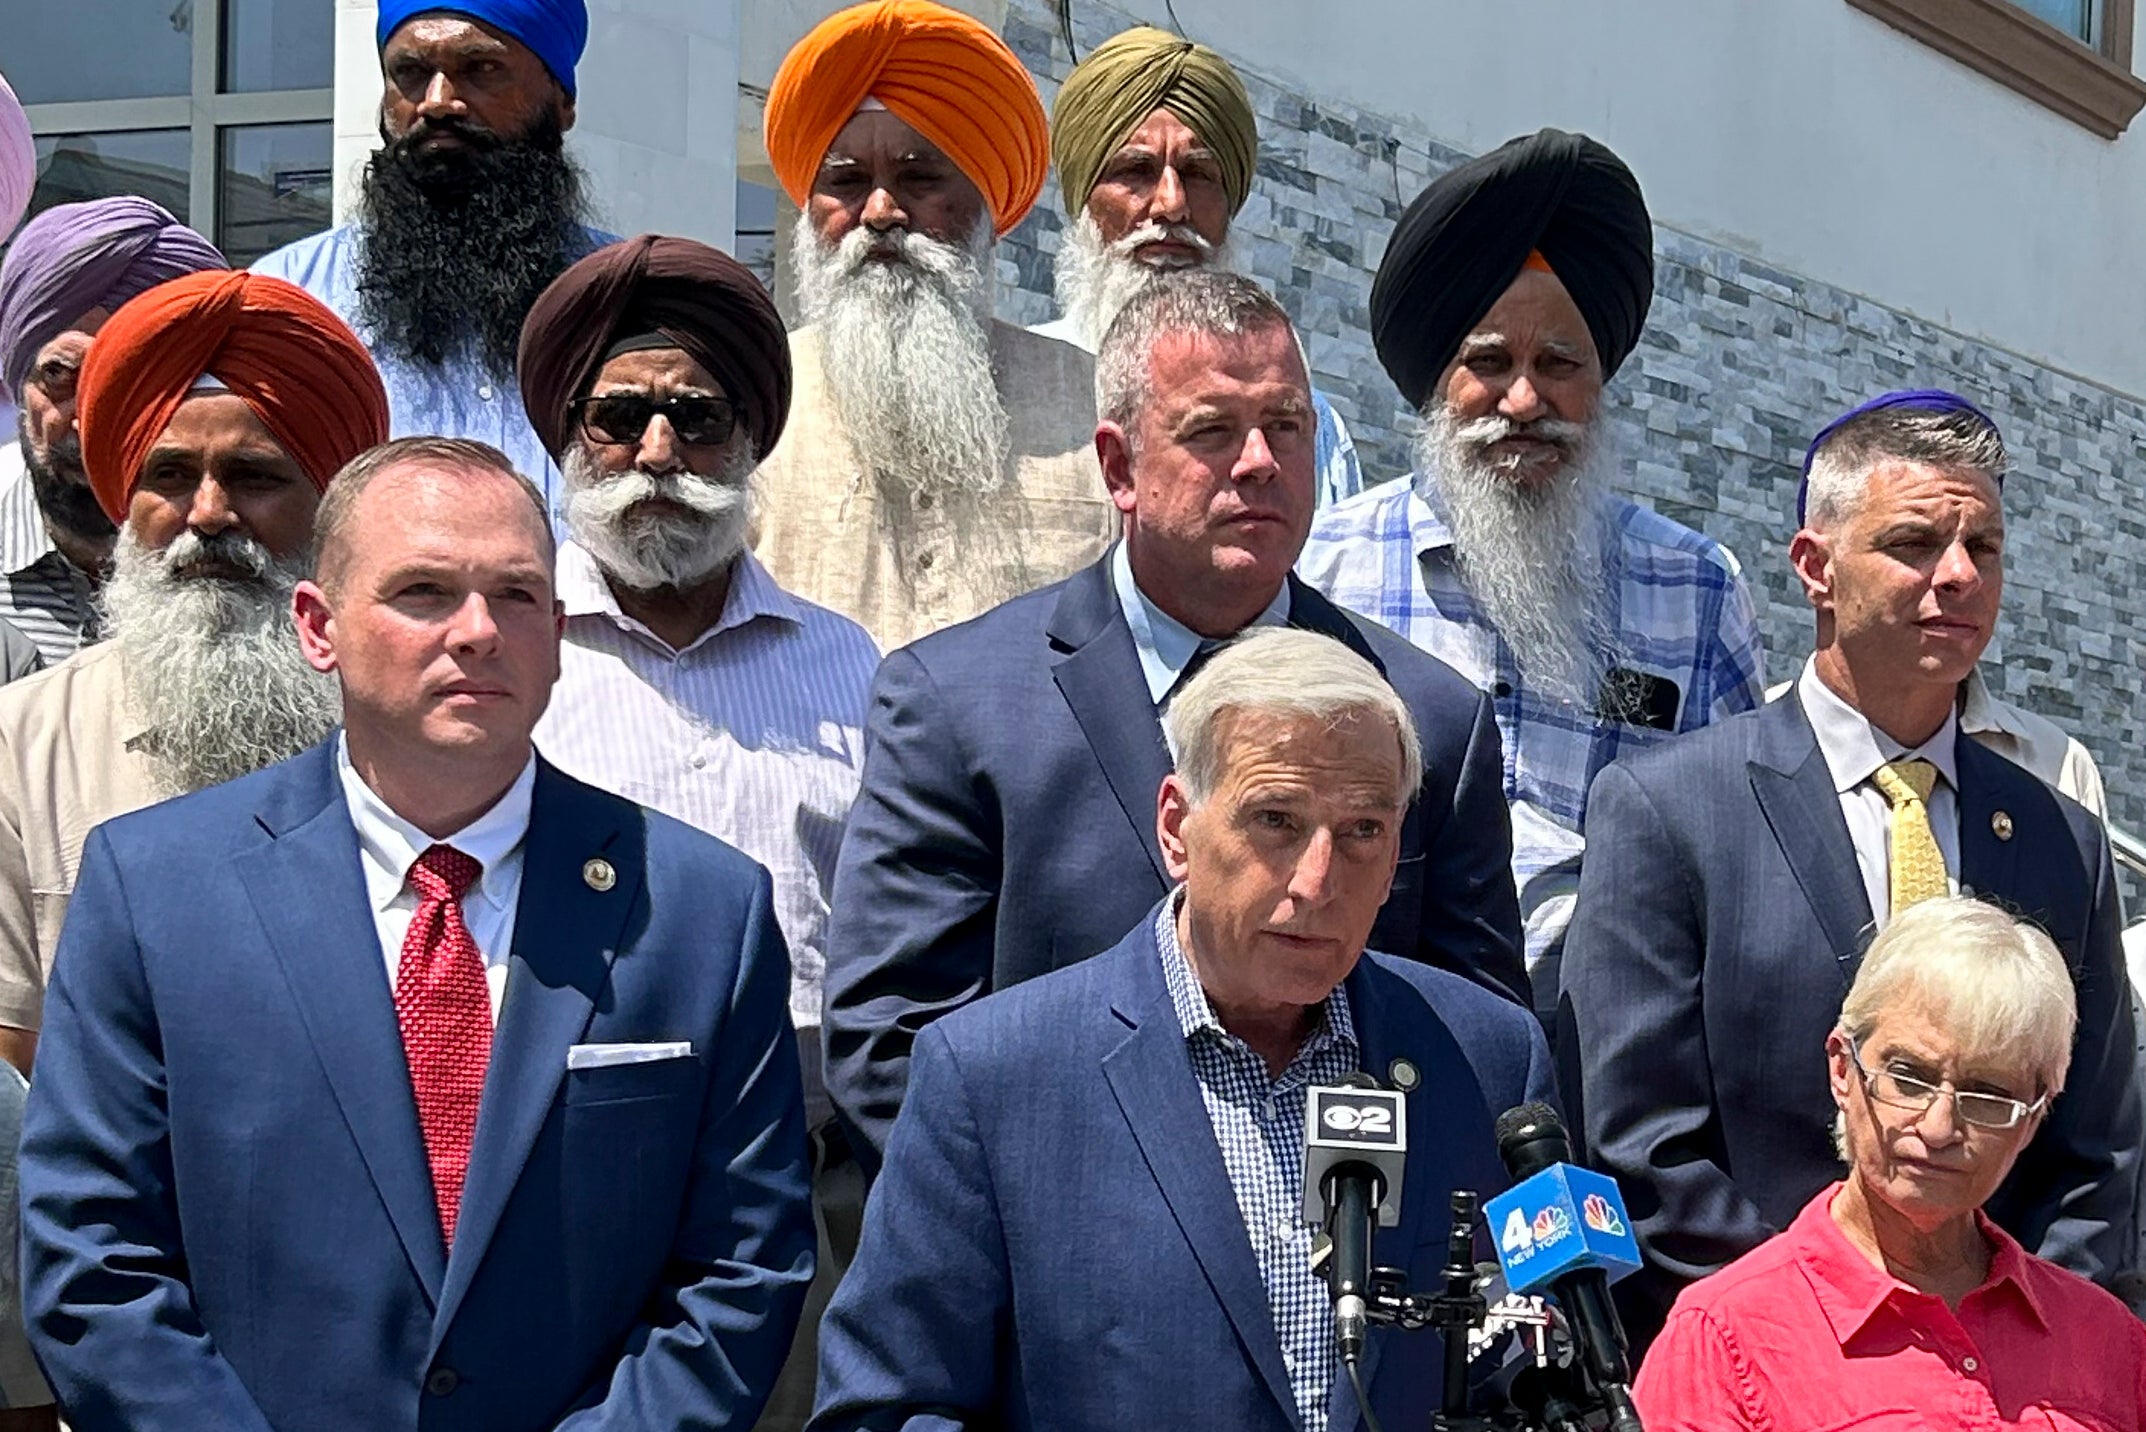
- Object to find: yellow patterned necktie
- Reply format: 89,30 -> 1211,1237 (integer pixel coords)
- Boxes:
1871,759 -> 1948,915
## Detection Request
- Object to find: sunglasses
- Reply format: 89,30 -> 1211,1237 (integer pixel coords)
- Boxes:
569,394 -> 738,447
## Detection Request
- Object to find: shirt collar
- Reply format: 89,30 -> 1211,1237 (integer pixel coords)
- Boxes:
335,730 -> 536,913
1794,1183 -> 2049,1346
557,539 -> 801,656
1797,656 -> 1961,796
1954,666 -> 2022,741
1152,887 -> 1360,1062
1111,541 -> 1292,706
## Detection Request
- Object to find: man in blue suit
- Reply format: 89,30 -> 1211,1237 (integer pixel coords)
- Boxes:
21,437 -> 813,1430
813,628 -> 1554,1432
825,272 -> 1525,1171
1560,391 -> 2143,1348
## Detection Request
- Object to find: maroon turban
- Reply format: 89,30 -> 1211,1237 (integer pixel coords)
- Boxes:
517,234 -> 791,461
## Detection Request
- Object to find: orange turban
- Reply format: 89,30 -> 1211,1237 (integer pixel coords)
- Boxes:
765,0 -> 1048,237
78,271 -> 390,522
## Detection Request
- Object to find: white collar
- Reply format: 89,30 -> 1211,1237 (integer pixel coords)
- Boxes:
1797,657 -> 1961,796
335,731 -> 536,912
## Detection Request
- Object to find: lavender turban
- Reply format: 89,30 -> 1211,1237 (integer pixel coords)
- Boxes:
0,198 -> 227,397
0,73 -> 29,244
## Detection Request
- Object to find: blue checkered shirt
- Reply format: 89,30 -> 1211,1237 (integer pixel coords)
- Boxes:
1298,479 -> 1766,1010
1155,892 -> 1359,1432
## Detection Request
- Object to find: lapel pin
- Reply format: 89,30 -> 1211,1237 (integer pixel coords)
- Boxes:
1388,1058 -> 1420,1093
1990,811 -> 2014,842
582,857 -> 616,892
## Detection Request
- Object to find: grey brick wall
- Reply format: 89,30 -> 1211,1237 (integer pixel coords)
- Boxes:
994,0 -> 2146,841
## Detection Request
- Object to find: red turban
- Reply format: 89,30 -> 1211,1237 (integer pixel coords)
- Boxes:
78,271 -> 390,522
764,0 -> 1048,237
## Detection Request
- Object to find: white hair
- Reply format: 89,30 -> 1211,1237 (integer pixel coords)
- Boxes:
1804,405 -> 2006,531
100,525 -> 341,796
1838,896 -> 2076,1097
561,441 -> 756,593
1052,208 -> 1244,353
1165,628 -> 1422,807
788,207 -> 1009,499
1412,400 -> 1620,705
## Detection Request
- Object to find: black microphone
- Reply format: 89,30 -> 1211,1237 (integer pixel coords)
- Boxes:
1493,1102 -> 1646,1432
1301,1074 -> 1407,1363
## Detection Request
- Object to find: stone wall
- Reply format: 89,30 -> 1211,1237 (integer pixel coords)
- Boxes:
992,0 -> 2146,841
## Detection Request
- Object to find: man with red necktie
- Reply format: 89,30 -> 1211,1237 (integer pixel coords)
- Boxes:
18,435 -> 813,1432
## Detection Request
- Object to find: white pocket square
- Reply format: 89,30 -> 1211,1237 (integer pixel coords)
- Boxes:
567,1041 -> 694,1070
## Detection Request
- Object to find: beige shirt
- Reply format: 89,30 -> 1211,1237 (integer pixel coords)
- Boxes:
1956,666 -> 2108,818
0,641 -> 165,1029
750,320 -> 1118,651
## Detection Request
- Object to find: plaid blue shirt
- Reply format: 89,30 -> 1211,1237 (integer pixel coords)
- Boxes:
1298,480 -> 1766,1010
1156,892 -> 1359,1432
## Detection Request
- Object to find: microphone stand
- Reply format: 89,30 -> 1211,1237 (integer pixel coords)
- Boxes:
1340,1189 -> 1645,1432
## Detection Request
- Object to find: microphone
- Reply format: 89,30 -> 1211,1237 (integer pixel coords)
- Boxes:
1485,1103 -> 1646,1432
1301,1075 -> 1407,1363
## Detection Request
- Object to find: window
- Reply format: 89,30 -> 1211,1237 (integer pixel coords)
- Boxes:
4,0 -> 335,265
736,179 -> 781,293
1847,0 -> 2146,137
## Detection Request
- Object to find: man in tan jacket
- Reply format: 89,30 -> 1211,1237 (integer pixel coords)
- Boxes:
750,1 -> 1115,651
0,271 -> 387,1073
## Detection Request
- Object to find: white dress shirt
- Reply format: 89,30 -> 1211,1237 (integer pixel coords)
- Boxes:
534,542 -> 878,1129
337,733 -> 536,1020
1797,657 -> 1961,927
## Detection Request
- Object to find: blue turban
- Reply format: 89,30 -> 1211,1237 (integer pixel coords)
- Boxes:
1799,389 -> 2004,525
376,0 -> 589,96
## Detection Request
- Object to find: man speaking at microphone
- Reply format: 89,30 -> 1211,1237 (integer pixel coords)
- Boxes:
811,628 -> 1553,1432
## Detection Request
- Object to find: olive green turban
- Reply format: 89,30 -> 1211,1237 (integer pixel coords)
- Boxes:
1051,27 -> 1258,217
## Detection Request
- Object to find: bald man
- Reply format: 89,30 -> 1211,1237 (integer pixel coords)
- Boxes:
0,271 -> 388,1075
1039,26 -> 1361,508
752,0 -> 1114,650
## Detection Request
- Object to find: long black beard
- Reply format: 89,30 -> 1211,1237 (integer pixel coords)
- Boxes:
15,412 -> 115,549
352,111 -> 592,378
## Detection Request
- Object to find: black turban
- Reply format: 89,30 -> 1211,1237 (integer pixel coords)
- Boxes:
517,234 -> 791,461
1370,128 -> 1654,410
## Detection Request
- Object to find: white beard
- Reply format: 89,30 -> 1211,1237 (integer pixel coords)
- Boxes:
562,444 -> 755,593
1051,209 -> 1243,352
790,209 -> 1009,500
100,526 -> 341,795
1415,406 -> 1621,706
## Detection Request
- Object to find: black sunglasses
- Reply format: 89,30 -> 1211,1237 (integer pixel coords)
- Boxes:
569,394 -> 738,447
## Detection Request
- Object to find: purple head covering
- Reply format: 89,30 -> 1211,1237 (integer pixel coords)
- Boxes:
0,197 -> 227,397
0,73 -> 30,244
1797,388 -> 2004,525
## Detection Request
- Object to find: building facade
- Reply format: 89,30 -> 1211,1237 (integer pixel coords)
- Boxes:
9,0 -> 2143,839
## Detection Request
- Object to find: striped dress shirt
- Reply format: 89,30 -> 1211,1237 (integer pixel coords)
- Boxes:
1299,478 -> 1767,1012
0,444 -> 98,664
534,542 -> 879,1128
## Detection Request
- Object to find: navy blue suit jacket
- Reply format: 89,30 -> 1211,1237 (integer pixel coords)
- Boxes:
1558,692 -> 2142,1346
20,744 -> 815,1431
824,559 -> 1526,1168
811,907 -> 1556,1432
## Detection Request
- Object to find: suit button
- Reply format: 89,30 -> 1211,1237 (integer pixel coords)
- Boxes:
425,1368 -> 460,1396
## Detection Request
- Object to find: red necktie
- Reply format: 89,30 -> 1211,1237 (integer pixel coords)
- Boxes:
394,843 -> 491,1248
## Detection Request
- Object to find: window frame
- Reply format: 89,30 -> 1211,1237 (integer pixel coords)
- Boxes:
18,0 -> 334,252
1847,0 -> 2146,137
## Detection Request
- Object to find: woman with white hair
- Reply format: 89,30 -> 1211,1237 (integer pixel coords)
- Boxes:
1634,896 -> 2146,1429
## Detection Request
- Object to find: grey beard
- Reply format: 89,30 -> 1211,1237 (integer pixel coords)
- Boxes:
100,527 -> 341,795
790,209 -> 1009,500
1416,407 -> 1621,706
562,444 -> 755,594
1051,209 -> 1242,352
